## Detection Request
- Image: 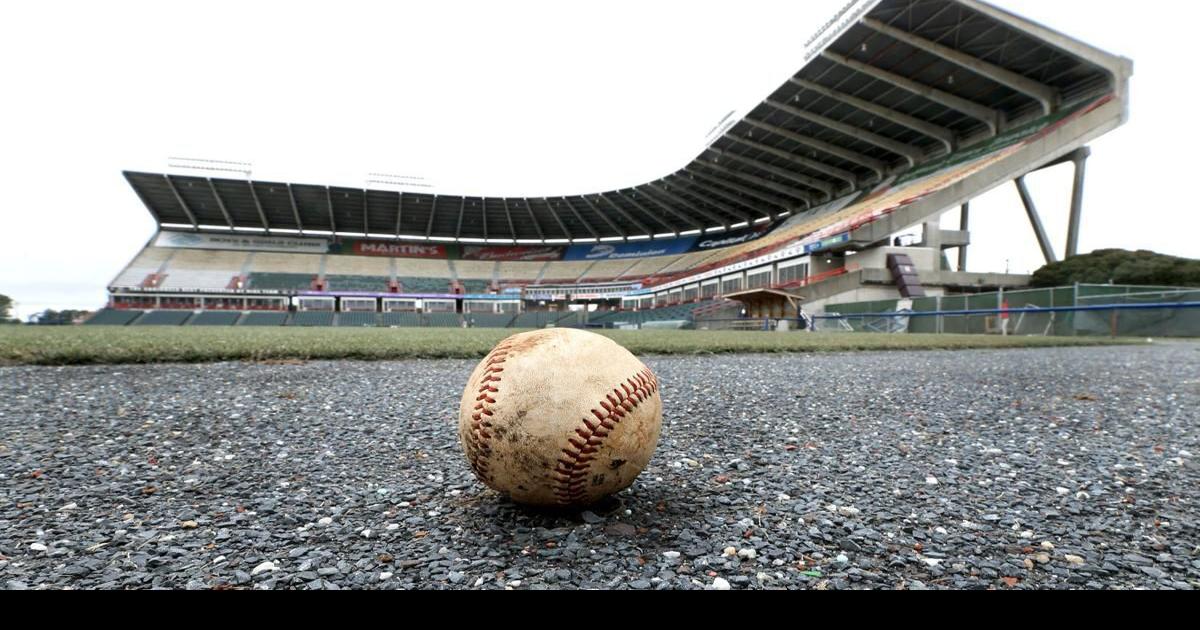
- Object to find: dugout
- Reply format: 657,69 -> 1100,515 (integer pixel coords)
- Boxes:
724,288 -> 806,320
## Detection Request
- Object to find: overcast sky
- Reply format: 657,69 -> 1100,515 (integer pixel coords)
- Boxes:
1,0 -> 1196,319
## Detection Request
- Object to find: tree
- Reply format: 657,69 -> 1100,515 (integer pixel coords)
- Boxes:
1030,250 -> 1200,288
27,309 -> 91,326
0,294 -> 16,324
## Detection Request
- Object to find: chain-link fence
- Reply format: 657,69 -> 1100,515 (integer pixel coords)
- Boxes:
821,285 -> 1200,337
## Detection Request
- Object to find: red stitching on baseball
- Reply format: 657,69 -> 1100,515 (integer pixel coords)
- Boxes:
553,367 -> 659,505
466,342 -> 514,484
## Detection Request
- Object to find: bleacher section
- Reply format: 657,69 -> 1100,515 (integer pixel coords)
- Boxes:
112,247 -> 173,288
459,279 -> 491,294
454,260 -> 495,280
397,277 -> 449,293
496,261 -> 545,283
159,249 -> 247,290
247,273 -> 316,291
325,255 -> 391,277
238,312 -> 289,326
426,313 -> 462,328
326,275 -> 390,292
85,309 -> 144,326
539,261 -> 593,283
578,259 -> 635,282
189,311 -> 242,326
465,313 -> 515,328
394,258 -> 453,278
380,312 -> 422,327
618,256 -> 677,280
291,312 -> 335,327
337,312 -> 379,327
253,252 -> 322,273
134,311 -> 193,326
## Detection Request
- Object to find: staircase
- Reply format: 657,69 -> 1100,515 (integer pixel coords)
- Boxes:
887,254 -> 926,298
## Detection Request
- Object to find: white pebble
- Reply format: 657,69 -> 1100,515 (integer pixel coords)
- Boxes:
386,524 -> 400,531
251,561 -> 276,575
29,543 -> 48,552
379,572 -> 393,581
361,529 -> 372,538
662,551 -> 681,560
317,517 -> 333,526
926,476 -> 939,485
711,577 -> 731,591
836,506 -> 861,518
737,548 -> 757,560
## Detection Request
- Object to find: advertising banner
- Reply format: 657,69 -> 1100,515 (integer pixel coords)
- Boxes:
460,245 -> 564,262
690,223 -> 777,252
338,239 -> 448,259
155,231 -> 330,254
564,237 -> 697,261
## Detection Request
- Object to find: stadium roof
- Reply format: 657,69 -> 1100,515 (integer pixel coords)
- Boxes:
125,0 -> 1130,244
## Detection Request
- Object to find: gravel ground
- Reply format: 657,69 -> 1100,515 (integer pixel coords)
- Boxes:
1,342 -> 1197,590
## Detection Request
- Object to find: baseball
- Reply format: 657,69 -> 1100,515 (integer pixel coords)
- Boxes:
458,328 -> 663,507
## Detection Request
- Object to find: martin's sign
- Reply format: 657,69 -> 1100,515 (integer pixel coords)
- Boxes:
344,239 -> 447,259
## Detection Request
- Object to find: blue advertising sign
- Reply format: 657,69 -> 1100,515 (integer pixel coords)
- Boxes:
564,237 -> 697,261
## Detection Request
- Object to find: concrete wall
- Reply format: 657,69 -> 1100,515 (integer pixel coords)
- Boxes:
846,247 -> 938,273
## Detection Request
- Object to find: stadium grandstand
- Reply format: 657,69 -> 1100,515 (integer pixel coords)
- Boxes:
93,0 -> 1132,329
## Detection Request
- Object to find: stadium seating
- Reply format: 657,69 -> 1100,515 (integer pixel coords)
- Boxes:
238,312 -> 289,326
134,310 -> 194,326
85,309 -> 144,326
325,255 -> 391,277
159,250 -> 247,290
394,258 -> 453,278
453,260 -> 495,280
618,256 -> 677,279
538,261 -> 593,284
459,279 -> 491,294
397,277 -> 449,294
189,311 -> 242,326
426,313 -> 462,328
252,252 -> 322,274
112,247 -> 173,288
496,261 -> 546,282
380,312 -> 422,327
247,273 -> 316,291
337,312 -> 379,327
291,311 -> 335,327
326,275 -> 390,292
465,313 -> 515,328
578,259 -> 634,282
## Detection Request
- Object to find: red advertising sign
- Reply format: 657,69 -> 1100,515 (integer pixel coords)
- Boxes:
461,245 -> 563,262
350,240 -> 447,259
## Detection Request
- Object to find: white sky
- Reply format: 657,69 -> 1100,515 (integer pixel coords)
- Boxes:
1,0 -> 1197,319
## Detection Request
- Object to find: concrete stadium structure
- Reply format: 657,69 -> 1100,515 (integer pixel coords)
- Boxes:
97,0 -> 1132,328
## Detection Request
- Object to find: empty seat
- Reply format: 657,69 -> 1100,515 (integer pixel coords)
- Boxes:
465,313 -> 515,328
188,311 -> 241,326
238,312 -> 289,326
426,313 -> 462,328
134,311 -> 193,326
380,312 -> 422,327
290,312 -> 335,327
85,309 -> 143,326
326,275 -> 390,292
246,273 -> 316,291
337,312 -> 379,327
397,277 -> 449,294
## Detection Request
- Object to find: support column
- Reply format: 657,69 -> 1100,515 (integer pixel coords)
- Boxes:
1015,177 -> 1058,265
1065,147 -> 1091,258
958,202 -> 970,272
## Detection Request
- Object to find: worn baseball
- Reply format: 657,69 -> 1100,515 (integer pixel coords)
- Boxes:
458,328 -> 663,507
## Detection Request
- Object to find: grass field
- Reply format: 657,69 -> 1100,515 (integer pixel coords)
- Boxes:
0,326 -> 1137,366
